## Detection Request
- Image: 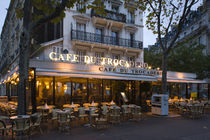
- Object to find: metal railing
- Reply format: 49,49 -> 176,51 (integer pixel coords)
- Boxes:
91,9 -> 126,23
126,18 -> 135,24
71,30 -> 143,49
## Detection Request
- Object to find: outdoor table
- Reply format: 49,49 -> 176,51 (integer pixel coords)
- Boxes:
10,115 -> 31,137
84,107 -> 96,127
10,115 -> 30,120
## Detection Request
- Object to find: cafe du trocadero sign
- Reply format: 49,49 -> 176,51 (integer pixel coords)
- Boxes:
49,52 -> 161,76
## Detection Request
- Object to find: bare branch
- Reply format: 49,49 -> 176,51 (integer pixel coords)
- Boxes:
146,0 -> 158,16
157,0 -> 165,51
164,6 -> 175,47
166,0 -> 196,54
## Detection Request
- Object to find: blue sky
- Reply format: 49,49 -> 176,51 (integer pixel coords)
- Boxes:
0,0 -> 157,47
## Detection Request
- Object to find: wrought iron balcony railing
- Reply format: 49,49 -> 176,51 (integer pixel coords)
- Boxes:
126,18 -> 135,24
71,30 -> 143,49
91,9 -> 126,23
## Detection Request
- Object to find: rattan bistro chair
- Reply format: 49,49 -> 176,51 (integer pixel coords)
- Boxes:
0,119 -> 12,136
78,107 -> 88,126
57,112 -> 71,132
131,106 -> 142,121
189,104 -> 204,120
122,105 -> 131,120
109,107 -> 121,124
12,117 -> 31,138
31,113 -> 43,134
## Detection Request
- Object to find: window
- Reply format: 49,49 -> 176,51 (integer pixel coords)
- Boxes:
76,23 -> 86,40
112,5 -> 119,13
76,1 -> 86,12
95,28 -> 103,43
127,56 -> 135,62
53,46 -> 63,58
112,54 -> 120,60
76,23 -> 86,31
76,50 -> 86,63
111,31 -> 118,45
127,11 -> 135,24
129,33 -> 135,47
95,52 -> 104,64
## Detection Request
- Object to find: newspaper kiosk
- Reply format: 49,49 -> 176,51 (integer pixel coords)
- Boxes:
151,94 -> 169,115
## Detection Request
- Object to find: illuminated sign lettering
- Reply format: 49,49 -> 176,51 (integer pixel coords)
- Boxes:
48,52 -> 160,76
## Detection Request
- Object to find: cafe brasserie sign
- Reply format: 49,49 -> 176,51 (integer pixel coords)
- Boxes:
49,52 -> 161,76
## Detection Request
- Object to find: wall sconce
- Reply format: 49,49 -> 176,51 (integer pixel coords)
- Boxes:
64,84 -> 68,91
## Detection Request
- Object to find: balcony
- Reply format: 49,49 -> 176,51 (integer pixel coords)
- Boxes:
126,18 -> 135,24
71,30 -> 143,49
91,9 -> 126,23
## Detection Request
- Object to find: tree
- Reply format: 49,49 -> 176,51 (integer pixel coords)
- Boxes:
16,0 -> 105,115
167,44 -> 210,79
136,0 -> 199,94
144,46 -> 162,69
144,42 -> 210,80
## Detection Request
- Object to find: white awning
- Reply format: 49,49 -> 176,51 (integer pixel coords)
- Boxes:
158,77 -> 207,83
36,68 -> 158,81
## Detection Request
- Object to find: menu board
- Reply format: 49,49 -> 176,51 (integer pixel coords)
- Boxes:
120,92 -> 128,103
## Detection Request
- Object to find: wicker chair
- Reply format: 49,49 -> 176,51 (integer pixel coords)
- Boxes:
12,118 -> 31,138
57,112 -> 71,132
0,119 -> 12,136
189,104 -> 204,120
122,105 -> 131,120
131,106 -> 142,121
31,113 -> 43,134
40,109 -> 50,122
78,107 -> 88,126
90,107 -> 99,124
109,107 -> 121,124
101,105 -> 109,118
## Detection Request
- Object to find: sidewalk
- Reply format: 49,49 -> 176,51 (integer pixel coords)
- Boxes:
31,114 -> 210,140
1,114 -> 210,140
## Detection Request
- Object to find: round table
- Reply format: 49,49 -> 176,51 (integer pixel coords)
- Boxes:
10,115 -> 30,120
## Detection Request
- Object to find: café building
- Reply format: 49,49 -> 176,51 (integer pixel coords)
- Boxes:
0,0 -> 208,110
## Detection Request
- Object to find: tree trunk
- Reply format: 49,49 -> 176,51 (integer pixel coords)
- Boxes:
161,53 -> 168,94
17,0 -> 32,115
17,30 -> 31,115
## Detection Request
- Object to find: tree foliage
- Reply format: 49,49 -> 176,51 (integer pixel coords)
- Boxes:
144,43 -> 210,79
134,0 -> 199,94
15,0 -> 106,115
